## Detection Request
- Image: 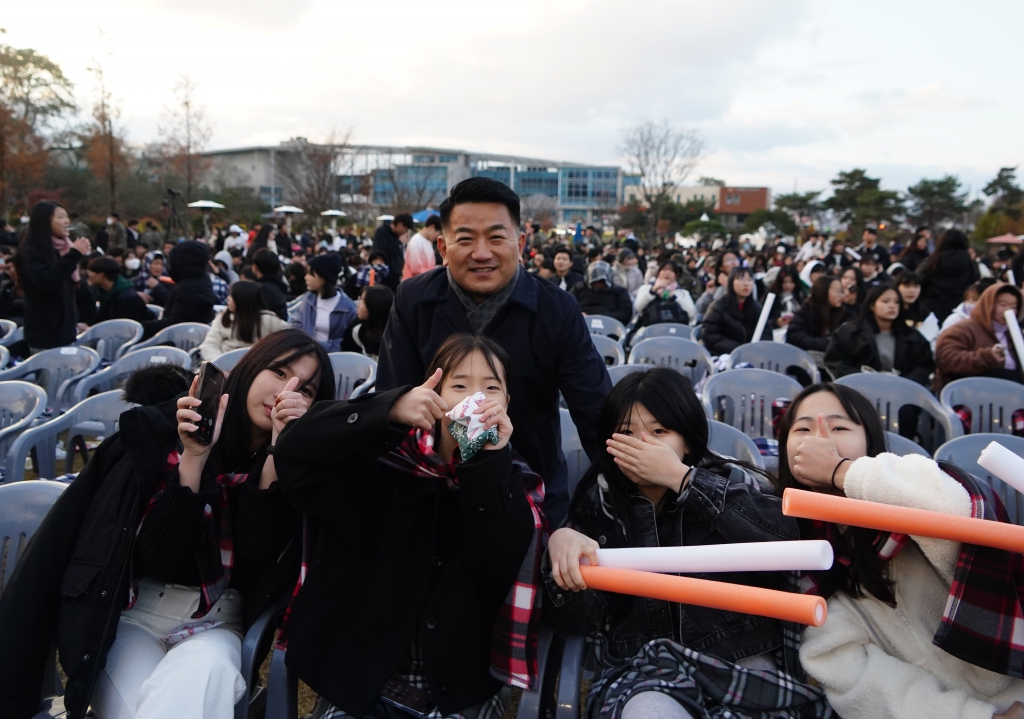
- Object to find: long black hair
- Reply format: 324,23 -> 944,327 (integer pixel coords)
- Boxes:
769,265 -> 803,299
567,367 -> 775,546
920,228 -> 969,277
18,200 -> 65,260
221,280 -> 268,344
807,274 -> 845,337
777,382 -> 893,600
215,329 -> 335,471
858,283 -> 908,335
360,285 -> 393,347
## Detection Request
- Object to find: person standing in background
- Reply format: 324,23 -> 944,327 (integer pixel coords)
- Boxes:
402,214 -> 441,279
107,212 -> 127,252
372,212 -> 411,280
18,201 -> 92,353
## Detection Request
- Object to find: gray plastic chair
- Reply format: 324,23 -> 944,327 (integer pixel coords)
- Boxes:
127,322 -> 210,355
212,347 -> 249,373
5,391 -> 132,482
836,373 -> 962,453
934,433 -> 1024,525
74,319 -> 143,362
73,347 -> 191,403
0,324 -> 23,349
560,408 -> 590,498
0,346 -> 101,413
591,334 -> 625,366
708,419 -> 765,468
0,381 -> 48,468
146,304 -> 163,319
728,342 -> 821,385
585,315 -> 627,343
939,377 -> 1024,435
0,480 -> 67,589
628,337 -> 715,387
328,352 -> 376,400
0,344 -> 8,370
702,368 -> 802,440
886,430 -> 930,457
606,363 -> 652,386
631,323 -> 695,344
0,318 -> 15,343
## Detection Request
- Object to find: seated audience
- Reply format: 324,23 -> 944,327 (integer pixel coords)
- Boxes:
824,284 -> 934,386
767,265 -> 806,329
632,261 -> 696,328
274,333 -> 546,719
701,266 -> 772,356
135,252 -> 171,306
0,253 -> 25,324
141,241 -> 217,339
552,245 -> 584,291
544,368 -> 831,719
251,248 -> 290,320
839,266 -> 866,313
787,274 -> 853,355
896,271 -> 925,327
341,285 -> 393,360
86,256 -> 154,324
940,279 -> 996,333
858,256 -> 891,288
935,282 -> 1024,389
919,229 -> 980,323
199,280 -> 289,361
778,383 -> 1024,719
355,251 -> 395,292
612,248 -> 644,299
288,253 -> 357,352
570,261 -> 633,324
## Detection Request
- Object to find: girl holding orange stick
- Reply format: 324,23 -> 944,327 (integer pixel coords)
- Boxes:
778,382 -> 1024,719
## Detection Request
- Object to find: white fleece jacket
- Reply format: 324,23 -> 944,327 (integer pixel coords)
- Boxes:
799,453 -> 1024,719
199,310 -> 289,361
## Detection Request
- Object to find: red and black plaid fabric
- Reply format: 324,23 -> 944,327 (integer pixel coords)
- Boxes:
952,405 -> 1024,437
128,449 -> 249,619
802,462 -> 1024,678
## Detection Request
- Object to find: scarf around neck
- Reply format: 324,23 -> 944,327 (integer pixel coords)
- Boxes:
448,266 -> 520,334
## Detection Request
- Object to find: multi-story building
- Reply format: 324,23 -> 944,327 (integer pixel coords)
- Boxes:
201,139 -> 625,225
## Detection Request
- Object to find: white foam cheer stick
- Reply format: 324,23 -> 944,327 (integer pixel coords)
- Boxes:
1004,309 -> 1024,372
978,441 -> 1024,497
752,292 -> 775,343
587,540 -> 833,574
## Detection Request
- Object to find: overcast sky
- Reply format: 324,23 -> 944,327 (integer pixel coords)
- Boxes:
5,0 -> 1022,198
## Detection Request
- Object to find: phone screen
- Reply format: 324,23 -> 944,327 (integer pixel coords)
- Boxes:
193,361 -> 226,445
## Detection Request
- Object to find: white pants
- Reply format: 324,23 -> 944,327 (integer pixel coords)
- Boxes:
91,578 -> 245,719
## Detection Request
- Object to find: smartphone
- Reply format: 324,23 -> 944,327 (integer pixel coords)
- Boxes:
68,229 -> 77,241
192,361 -> 226,445
378,678 -> 436,718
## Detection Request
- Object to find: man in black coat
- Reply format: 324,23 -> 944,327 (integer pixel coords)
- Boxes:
85,257 -> 153,324
372,212 -> 412,280
376,178 -> 611,525
251,248 -> 289,320
568,261 -> 634,325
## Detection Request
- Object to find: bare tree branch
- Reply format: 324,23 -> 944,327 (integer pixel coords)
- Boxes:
277,131 -> 352,216
620,120 -> 704,234
157,75 -> 212,201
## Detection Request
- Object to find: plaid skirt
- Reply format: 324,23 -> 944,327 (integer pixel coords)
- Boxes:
586,635 -> 833,719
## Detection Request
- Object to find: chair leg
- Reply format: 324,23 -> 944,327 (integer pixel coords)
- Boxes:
266,647 -> 297,719
554,635 -> 586,719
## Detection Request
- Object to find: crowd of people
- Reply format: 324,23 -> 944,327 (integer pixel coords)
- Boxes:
0,177 -> 1022,719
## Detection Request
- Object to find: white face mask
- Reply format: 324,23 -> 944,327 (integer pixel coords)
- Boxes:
106,217 -> 114,225
125,257 -> 141,271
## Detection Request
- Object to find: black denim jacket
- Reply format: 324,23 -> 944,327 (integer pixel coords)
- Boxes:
543,467 -> 799,662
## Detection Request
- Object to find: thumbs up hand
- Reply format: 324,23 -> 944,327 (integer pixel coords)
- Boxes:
388,368 -> 450,431
791,413 -> 849,491
272,376 -> 312,442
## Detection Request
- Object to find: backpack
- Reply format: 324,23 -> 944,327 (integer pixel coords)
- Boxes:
641,296 -> 689,327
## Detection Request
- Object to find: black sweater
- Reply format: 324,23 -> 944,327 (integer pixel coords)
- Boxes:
701,295 -> 771,355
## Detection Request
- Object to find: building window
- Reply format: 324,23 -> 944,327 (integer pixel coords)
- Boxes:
437,154 -> 459,163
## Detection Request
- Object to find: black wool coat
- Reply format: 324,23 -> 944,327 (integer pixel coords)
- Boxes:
824,319 -> 935,386
701,295 -> 771,356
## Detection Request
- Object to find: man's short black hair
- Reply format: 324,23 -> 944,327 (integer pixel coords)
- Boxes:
586,247 -> 602,260
128,219 -> 139,226
553,245 -> 572,260
863,226 -> 878,236
393,213 -> 414,229
541,259 -> 555,271
369,251 -> 389,265
253,248 -> 281,276
439,177 -> 521,229
110,212 -> 120,220
88,256 -> 122,281
423,215 -> 442,231
108,247 -> 125,258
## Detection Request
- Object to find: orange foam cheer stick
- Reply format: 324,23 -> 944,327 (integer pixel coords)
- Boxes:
578,565 -> 827,627
782,488 -> 1024,554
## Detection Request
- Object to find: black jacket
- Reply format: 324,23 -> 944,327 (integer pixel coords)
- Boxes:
0,397 -> 298,719
568,282 -> 633,325
256,275 -> 289,320
93,282 -> 153,325
919,250 -> 979,323
544,468 -> 798,662
275,388 -> 536,717
142,241 -> 217,338
550,270 -> 584,292
372,223 -> 405,279
701,295 -> 771,355
20,244 -> 82,349
376,267 -> 611,527
824,319 -> 935,386
785,303 -> 854,353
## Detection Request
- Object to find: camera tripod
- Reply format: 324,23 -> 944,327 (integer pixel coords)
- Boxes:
162,189 -> 190,245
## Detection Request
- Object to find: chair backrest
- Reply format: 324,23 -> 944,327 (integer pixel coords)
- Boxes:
728,342 -> 821,385
0,381 -> 48,464
606,364 -> 652,386
702,368 -> 803,439
128,322 -> 210,354
73,347 -> 191,403
0,319 -> 15,341
0,324 -> 23,349
560,408 -> 590,497
632,323 -> 695,344
0,345 -> 8,370
5,390 -> 133,481
74,319 -> 143,362
0,480 -> 67,592
939,377 -> 1024,435
591,335 -> 625,367
328,352 -> 377,400
836,373 -> 962,452
885,430 -> 930,457
212,347 -> 249,373
708,420 -> 765,468
627,337 -> 715,386
0,346 -> 101,412
146,304 -> 163,320
934,433 -> 1024,525
585,315 -> 627,343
